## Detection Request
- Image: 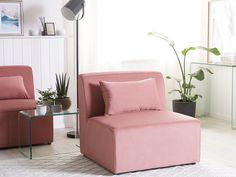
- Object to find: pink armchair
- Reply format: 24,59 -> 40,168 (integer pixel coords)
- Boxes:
0,66 -> 53,148
79,71 -> 200,174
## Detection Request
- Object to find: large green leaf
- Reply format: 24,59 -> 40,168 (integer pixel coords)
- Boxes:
181,47 -> 196,56
181,46 -> 220,57
191,69 -> 205,81
197,46 -> 221,56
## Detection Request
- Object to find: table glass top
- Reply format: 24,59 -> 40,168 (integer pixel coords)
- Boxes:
191,61 -> 236,67
19,108 -> 79,119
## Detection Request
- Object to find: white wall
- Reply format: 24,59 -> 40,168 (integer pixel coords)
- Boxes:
22,0 -> 233,123
23,0 -> 64,35
22,0 -> 76,107
21,0 -> 76,128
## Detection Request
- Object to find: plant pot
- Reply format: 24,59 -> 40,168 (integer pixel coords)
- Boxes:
42,101 -> 53,112
172,99 -> 196,117
55,97 -> 71,111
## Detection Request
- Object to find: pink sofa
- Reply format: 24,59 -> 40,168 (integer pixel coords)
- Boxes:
0,66 -> 53,148
79,72 -> 200,174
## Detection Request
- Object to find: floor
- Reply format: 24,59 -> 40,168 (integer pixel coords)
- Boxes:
0,128 -> 79,160
200,117 -> 236,168
0,117 -> 236,169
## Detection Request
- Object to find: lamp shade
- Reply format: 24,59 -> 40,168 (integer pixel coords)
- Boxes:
61,0 -> 85,21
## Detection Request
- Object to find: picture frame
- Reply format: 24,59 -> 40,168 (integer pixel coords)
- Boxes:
45,22 -> 55,36
0,0 -> 23,36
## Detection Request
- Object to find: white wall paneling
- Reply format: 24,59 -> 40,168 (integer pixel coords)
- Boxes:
191,63 -> 236,127
0,40 -> 3,65
0,36 -> 67,128
3,39 -> 14,65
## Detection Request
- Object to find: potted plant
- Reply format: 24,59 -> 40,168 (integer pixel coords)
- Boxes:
37,88 -> 56,106
55,73 -> 71,111
148,32 -> 220,117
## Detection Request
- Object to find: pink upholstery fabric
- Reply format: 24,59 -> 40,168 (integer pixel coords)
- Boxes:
100,78 -> 161,115
0,99 -> 36,112
0,66 -> 53,148
79,72 -> 200,174
0,76 -> 29,100
87,111 -> 200,173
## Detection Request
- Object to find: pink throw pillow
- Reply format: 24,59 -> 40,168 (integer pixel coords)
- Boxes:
0,76 -> 29,100
100,78 -> 161,115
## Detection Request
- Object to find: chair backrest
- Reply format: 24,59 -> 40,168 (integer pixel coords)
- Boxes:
0,66 -> 35,99
79,71 -> 166,121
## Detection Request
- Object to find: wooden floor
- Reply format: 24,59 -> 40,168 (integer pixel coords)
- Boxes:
0,117 -> 236,169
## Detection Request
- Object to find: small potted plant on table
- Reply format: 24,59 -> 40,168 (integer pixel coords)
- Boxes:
55,73 -> 71,111
148,32 -> 220,117
37,88 -> 57,113
37,88 -> 56,106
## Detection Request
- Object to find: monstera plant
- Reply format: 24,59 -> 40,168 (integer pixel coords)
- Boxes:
148,32 -> 220,117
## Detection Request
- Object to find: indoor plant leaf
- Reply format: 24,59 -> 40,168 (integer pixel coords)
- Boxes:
197,47 -> 221,56
192,69 -> 204,81
182,83 -> 195,89
148,31 -> 220,103
168,89 -> 182,94
181,47 -> 196,56
199,67 -> 214,74
166,76 -> 181,83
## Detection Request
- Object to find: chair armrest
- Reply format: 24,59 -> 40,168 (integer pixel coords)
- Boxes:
0,99 -> 36,112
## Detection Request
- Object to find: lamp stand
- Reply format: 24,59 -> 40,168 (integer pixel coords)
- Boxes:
67,19 -> 80,139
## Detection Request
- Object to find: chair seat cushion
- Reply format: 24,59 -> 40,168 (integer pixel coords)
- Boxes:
0,99 -> 36,112
89,110 -> 199,130
86,111 -> 200,173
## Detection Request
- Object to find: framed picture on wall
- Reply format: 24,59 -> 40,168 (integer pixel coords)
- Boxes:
0,1 -> 23,36
45,22 -> 56,36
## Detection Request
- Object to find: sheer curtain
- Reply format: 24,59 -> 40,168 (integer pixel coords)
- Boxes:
79,0 -> 203,111
209,1 -> 236,63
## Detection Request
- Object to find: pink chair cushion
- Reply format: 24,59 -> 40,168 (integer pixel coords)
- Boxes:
87,111 -> 200,173
100,78 -> 161,115
0,76 -> 29,100
90,110 -> 199,129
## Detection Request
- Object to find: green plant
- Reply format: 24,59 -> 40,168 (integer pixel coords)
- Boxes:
148,32 -> 221,102
37,88 -> 56,104
55,73 -> 70,99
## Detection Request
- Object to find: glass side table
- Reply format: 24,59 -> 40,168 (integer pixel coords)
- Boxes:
18,109 -> 79,159
191,61 -> 236,129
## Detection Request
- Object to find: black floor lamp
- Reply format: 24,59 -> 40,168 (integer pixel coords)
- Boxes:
61,0 -> 85,138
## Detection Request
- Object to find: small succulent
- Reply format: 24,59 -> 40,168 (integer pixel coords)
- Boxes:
37,88 -> 56,104
55,73 -> 70,99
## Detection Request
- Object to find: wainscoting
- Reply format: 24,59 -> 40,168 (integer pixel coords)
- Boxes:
192,64 -> 236,123
0,36 -> 66,97
0,36 -> 71,128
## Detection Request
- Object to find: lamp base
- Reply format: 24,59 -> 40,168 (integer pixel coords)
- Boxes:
67,131 -> 80,139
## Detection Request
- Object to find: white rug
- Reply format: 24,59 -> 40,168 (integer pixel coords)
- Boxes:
0,151 -> 236,177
